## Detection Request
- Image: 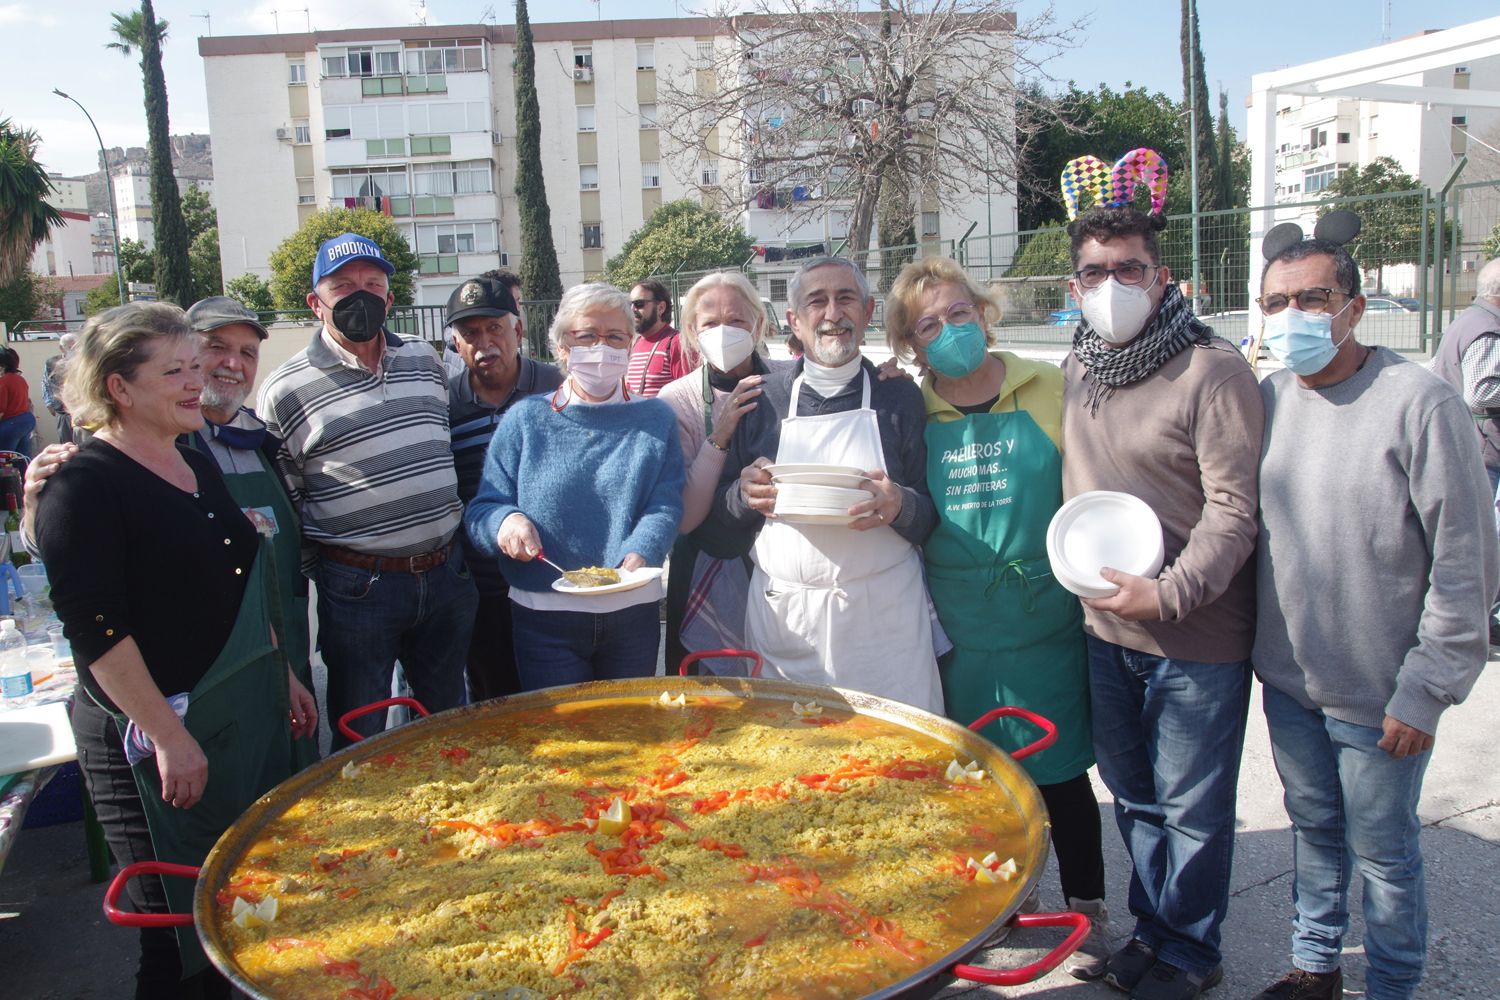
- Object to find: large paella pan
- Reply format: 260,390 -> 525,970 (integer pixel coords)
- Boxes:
107,663 -> 1084,999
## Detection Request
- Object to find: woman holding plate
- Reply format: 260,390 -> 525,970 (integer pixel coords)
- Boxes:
886,257 -> 1110,978
464,283 -> 684,689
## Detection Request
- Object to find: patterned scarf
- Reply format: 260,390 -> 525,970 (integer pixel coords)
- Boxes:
1072,283 -> 1212,416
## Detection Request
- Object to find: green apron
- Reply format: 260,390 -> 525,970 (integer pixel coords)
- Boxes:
215,449 -> 318,772
925,395 -> 1092,786
95,543 -> 296,976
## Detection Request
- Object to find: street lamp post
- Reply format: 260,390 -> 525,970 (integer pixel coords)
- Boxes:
52,89 -> 127,307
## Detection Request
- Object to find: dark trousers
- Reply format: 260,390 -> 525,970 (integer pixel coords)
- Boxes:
71,696 -> 230,1000
466,591 -> 521,701
1038,771 -> 1107,902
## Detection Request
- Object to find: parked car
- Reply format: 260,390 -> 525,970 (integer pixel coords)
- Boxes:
1049,308 -> 1082,327
1363,296 -> 1408,312
1395,297 -> 1423,312
760,296 -> 791,338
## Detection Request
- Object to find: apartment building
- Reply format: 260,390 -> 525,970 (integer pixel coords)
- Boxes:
200,17 -> 1013,308
110,163 -> 215,250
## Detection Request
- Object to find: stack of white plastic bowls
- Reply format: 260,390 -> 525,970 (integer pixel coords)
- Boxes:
1046,491 -> 1165,599
766,464 -> 871,525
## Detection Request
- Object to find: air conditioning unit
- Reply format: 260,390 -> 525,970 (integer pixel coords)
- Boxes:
275,128 -> 293,142
573,66 -> 592,83
491,131 -> 504,145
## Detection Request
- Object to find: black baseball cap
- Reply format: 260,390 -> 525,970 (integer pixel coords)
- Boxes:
445,277 -> 518,327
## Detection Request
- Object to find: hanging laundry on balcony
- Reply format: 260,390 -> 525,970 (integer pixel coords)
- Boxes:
756,188 -> 776,209
792,186 -> 811,201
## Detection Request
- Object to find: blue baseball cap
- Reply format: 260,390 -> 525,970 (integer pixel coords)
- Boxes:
311,232 -> 396,286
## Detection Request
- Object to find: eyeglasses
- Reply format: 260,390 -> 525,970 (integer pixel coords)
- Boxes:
1255,287 -> 1347,315
629,299 -> 660,311
1073,263 -> 1157,289
914,301 -> 978,343
569,328 -> 632,349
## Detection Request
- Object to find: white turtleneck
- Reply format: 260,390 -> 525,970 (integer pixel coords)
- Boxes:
800,353 -> 863,398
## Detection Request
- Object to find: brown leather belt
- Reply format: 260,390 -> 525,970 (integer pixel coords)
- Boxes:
320,543 -> 452,574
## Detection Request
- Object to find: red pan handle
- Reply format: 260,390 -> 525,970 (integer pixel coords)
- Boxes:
949,910 -> 1090,985
966,706 -> 1057,760
337,697 -> 431,743
678,648 -> 763,678
103,861 -> 200,927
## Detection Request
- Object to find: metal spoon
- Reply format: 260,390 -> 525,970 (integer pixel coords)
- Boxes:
536,548 -> 616,587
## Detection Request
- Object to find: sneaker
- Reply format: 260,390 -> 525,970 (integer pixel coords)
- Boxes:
982,885 -> 1041,946
1061,897 -> 1113,981
1103,938 -> 1157,993
1252,967 -> 1343,999
1130,959 -> 1224,1000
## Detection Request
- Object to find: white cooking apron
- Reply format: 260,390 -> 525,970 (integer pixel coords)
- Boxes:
746,371 -> 944,714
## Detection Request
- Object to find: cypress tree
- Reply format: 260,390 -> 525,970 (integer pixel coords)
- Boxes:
513,0 -> 563,301
140,0 -> 191,304
1215,90 -> 1237,209
1179,0 -> 1219,212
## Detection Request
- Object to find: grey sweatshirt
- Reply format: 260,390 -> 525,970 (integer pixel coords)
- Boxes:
1254,347 -> 1498,734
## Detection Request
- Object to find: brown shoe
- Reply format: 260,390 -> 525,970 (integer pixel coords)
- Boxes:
1252,967 -> 1343,1000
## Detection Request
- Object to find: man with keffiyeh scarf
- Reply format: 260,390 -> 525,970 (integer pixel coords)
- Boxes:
1059,207 -> 1264,1000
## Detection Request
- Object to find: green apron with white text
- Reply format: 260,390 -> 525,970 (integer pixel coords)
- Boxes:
216,450 -> 318,772
97,542 -> 296,976
924,398 -> 1092,786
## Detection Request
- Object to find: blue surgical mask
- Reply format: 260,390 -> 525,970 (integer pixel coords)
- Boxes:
924,321 -> 988,378
1261,302 -> 1353,376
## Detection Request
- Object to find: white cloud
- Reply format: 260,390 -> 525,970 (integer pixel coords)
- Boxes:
227,0 -> 412,34
0,4 -> 58,27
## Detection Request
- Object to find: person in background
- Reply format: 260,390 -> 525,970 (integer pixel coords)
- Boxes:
445,269 -> 528,377
885,255 -> 1111,979
1430,257 -> 1500,647
445,274 -> 562,700
0,348 -> 37,458
43,331 -> 76,444
627,278 -> 691,396
656,270 -> 772,673
1251,223 -> 1497,1000
35,302 -> 315,998
1062,204 -> 1262,1000
699,256 -> 942,713
465,282 -> 683,687
257,233 -> 475,748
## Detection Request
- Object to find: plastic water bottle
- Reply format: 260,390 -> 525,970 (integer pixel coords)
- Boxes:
0,617 -> 31,701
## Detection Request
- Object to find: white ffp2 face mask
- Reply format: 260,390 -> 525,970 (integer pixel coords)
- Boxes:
567,344 -> 630,399
696,324 -> 755,373
1082,278 -> 1156,345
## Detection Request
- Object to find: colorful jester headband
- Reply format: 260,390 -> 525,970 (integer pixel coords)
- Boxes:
1060,148 -> 1169,221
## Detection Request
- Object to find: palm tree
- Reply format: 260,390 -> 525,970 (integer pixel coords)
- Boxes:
105,9 -> 168,60
0,119 -> 64,285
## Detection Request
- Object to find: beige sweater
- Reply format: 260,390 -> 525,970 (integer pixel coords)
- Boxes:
1061,338 -> 1263,662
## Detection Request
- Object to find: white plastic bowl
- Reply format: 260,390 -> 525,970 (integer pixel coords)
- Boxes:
1046,491 -> 1165,599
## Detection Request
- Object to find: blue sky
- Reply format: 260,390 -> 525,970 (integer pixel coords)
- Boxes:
3,0 -> 1485,179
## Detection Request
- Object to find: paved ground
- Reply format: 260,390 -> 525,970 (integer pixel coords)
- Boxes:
3,645 -> 1496,999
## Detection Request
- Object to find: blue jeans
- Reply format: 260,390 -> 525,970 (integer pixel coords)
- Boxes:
1086,636 -> 1251,976
316,552 -> 478,750
1262,684 -> 1431,1000
0,410 -> 36,458
510,601 -> 660,690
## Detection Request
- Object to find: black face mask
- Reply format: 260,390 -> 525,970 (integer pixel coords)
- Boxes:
324,289 -> 387,343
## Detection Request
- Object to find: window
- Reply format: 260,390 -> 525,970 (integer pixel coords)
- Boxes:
321,50 -> 347,78
1304,163 -> 1339,194
407,100 -> 488,135
366,138 -> 406,158
346,47 -> 374,77
580,165 -> 600,191
375,49 -> 402,76
293,122 -> 311,144
331,166 -> 409,200
577,105 -> 596,132
413,160 -> 493,195
1337,132 -> 1350,144
1453,115 -> 1468,128
582,223 -> 603,249
769,278 -> 787,301
636,42 -> 655,70
1309,128 -> 1327,149
289,61 -> 306,85
574,48 -> 593,70
639,103 -> 658,130
921,212 -> 939,237
409,135 -> 453,156
699,160 -> 719,186
642,161 -> 661,189
406,40 -> 484,75
416,221 -> 496,255
695,40 -> 714,61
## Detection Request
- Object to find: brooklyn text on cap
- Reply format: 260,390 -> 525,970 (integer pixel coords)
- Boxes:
186,296 -> 270,340
311,232 -> 397,285
445,276 -> 518,328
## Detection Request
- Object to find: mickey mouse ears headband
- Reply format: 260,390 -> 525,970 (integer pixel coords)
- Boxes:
1261,210 -> 1362,260
1060,148 -> 1169,221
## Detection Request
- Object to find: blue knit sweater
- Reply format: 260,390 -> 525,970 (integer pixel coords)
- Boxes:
464,395 -> 685,594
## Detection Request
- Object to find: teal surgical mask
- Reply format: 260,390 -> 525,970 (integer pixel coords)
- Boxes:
1262,300 -> 1353,376
924,321 -> 988,378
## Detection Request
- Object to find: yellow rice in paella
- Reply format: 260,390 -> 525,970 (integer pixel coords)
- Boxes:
218,693 -> 1036,999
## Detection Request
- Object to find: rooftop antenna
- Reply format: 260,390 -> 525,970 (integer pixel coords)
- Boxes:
269,10 -> 278,33
191,11 -> 211,36
479,4 -> 496,24
413,0 -> 429,25
1381,0 -> 1392,43
299,8 -> 310,32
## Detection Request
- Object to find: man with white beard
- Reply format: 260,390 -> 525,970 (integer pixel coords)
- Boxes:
444,276 -> 561,700
700,257 -> 943,712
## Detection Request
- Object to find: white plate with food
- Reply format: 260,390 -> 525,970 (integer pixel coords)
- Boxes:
765,463 -> 868,486
550,566 -> 665,595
